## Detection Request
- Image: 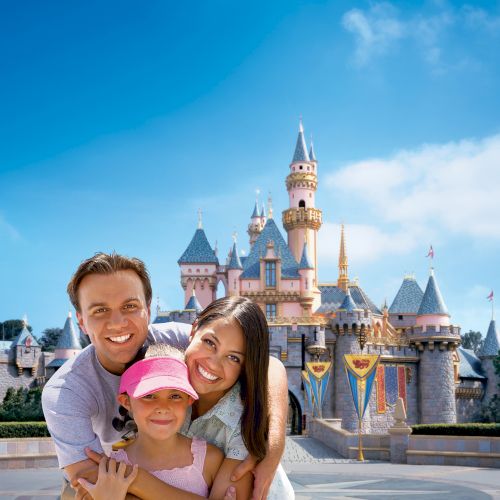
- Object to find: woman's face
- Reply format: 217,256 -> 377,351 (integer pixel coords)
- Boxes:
185,317 -> 246,399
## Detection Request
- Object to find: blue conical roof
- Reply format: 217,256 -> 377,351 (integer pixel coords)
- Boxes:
251,201 -> 261,218
479,319 -> 500,357
309,142 -> 316,161
11,323 -> 40,347
56,313 -> 82,350
185,292 -> 203,314
292,122 -> 310,163
261,203 -> 266,218
241,218 -> 300,278
417,269 -> 449,316
299,241 -> 314,269
228,242 -> 243,270
389,276 -> 424,314
178,228 -> 219,264
338,288 -> 359,312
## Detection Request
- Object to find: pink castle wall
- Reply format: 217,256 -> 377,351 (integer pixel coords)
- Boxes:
289,188 -> 315,208
416,314 -> 451,327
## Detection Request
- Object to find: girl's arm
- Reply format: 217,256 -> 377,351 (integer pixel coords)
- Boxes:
209,458 -> 253,500
203,444 -> 224,488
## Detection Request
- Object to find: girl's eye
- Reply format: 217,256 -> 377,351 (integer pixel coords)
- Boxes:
170,393 -> 183,400
142,394 -> 155,400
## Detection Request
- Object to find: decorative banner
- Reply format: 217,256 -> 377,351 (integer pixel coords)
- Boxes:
304,361 -> 332,418
397,366 -> 407,409
385,365 -> 398,407
301,370 -> 316,416
375,365 -> 386,414
343,354 -> 380,420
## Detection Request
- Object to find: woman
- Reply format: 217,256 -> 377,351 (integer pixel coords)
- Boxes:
85,296 -> 293,499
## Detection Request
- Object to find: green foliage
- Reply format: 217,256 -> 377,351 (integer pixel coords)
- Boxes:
0,387 -> 44,422
39,327 -> 63,352
412,423 -> 500,436
460,330 -> 483,354
479,395 -> 500,423
0,319 -> 32,341
0,422 -> 49,438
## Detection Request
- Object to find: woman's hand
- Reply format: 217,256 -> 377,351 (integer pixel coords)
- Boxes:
230,453 -> 279,500
77,456 -> 138,500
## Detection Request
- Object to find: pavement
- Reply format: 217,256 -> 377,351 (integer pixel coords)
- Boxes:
1,436 -> 499,499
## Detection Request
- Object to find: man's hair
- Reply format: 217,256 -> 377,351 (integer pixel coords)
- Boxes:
67,252 -> 153,312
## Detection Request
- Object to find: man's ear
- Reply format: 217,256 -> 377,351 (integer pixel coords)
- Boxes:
75,311 -> 88,336
117,394 -> 132,412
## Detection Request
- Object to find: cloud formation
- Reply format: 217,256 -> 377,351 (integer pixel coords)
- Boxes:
342,2 -> 499,70
321,133 -> 500,264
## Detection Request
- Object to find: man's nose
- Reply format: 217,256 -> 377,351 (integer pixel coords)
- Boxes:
107,310 -> 127,329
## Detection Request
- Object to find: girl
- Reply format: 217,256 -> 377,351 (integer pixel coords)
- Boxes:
78,344 -> 224,499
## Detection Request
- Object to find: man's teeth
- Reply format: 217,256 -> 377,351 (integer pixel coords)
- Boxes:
198,365 -> 218,381
108,334 -> 131,344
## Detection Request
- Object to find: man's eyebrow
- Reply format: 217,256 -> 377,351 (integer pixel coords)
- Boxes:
123,297 -> 141,303
87,302 -> 107,310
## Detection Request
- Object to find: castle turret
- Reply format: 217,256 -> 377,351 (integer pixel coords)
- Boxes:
337,224 -> 349,292
282,121 -> 322,285
389,275 -> 424,330
47,312 -> 82,371
410,267 -> 460,424
227,239 -> 243,296
478,318 -> 500,403
11,319 -> 41,376
298,240 -> 315,315
178,212 -> 219,309
185,289 -> 203,315
247,193 -> 266,247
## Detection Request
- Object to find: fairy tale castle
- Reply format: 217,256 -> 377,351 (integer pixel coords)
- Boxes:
155,122 -> 500,434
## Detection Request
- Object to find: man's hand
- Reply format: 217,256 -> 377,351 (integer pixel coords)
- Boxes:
77,456 -> 138,500
230,454 -> 278,500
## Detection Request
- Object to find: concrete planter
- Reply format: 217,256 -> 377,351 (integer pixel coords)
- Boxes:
0,437 -> 57,469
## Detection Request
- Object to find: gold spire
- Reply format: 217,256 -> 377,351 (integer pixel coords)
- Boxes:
337,224 -> 349,292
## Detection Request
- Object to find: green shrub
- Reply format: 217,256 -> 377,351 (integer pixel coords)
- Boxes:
0,387 -> 44,421
411,423 -> 500,437
0,421 -> 50,438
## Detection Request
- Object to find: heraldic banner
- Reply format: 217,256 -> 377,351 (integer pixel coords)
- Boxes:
301,361 -> 332,418
343,354 -> 380,420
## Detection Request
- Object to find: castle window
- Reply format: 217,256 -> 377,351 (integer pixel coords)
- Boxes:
266,303 -> 277,320
265,261 -> 276,287
299,165 -> 303,170
398,315 -> 403,321
299,200 -> 305,208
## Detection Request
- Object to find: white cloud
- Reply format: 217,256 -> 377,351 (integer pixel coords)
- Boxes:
342,2 -> 499,71
326,134 -> 500,240
0,213 -> 20,240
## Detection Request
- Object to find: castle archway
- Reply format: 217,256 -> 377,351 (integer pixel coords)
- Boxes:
287,391 -> 302,435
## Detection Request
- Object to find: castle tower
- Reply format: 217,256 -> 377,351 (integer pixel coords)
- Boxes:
298,240 -> 315,315
411,268 -> 460,424
337,224 -> 349,292
478,317 -> 500,403
185,289 -> 203,315
282,121 -> 322,288
389,275 -> 424,331
247,195 -> 265,247
178,212 -> 219,309
11,319 -> 41,376
332,288 -> 372,432
227,238 -> 243,296
47,312 -> 82,371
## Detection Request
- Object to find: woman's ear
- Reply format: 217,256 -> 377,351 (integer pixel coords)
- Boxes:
117,393 -> 132,412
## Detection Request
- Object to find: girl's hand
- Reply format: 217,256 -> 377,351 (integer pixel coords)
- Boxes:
77,456 -> 138,500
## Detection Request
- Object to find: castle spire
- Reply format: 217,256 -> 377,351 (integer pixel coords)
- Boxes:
267,192 -> 273,219
197,208 -> 203,229
292,119 -> 310,163
337,224 -> 349,292
309,135 -> 317,162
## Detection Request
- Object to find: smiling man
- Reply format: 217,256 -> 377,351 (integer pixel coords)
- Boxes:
42,252 -> 289,500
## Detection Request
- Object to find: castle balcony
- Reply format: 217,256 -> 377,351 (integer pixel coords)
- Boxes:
282,207 -> 322,231
285,172 -> 318,190
409,324 -> 461,351
305,327 -> 327,357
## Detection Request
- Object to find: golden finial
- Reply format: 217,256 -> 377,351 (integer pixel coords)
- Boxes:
338,224 -> 349,292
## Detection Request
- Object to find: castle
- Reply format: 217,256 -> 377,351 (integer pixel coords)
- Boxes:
155,121 -> 500,434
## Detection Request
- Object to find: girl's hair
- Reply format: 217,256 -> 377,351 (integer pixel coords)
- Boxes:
194,296 -> 269,461
112,343 -> 185,435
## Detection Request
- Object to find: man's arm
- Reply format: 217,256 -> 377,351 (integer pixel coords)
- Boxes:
231,356 -> 288,500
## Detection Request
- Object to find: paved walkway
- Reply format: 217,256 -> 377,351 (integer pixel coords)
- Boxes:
1,437 -> 499,499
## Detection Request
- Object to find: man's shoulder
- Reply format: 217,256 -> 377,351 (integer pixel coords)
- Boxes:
147,321 -> 191,350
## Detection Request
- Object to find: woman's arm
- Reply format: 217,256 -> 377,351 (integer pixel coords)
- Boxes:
209,458 -> 252,500
231,356 -> 288,500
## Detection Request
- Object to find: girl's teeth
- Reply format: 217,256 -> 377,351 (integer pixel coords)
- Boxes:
198,365 -> 218,381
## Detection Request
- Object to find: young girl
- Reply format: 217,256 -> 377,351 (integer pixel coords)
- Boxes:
78,344 -> 224,499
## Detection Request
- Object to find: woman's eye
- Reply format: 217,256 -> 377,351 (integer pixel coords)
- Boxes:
228,355 -> 241,363
203,339 -> 215,348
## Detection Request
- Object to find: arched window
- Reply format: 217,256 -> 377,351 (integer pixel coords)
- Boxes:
299,200 -> 306,208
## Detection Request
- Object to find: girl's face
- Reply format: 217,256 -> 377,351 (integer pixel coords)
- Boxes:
184,317 -> 246,399
118,389 -> 192,441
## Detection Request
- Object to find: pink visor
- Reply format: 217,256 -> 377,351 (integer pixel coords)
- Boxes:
119,357 -> 198,400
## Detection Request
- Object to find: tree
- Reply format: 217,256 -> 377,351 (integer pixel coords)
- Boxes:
0,319 -> 32,341
480,350 -> 500,423
38,327 -> 63,352
0,386 -> 44,421
460,330 -> 483,354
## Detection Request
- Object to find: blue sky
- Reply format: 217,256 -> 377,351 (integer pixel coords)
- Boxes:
1,0 -> 499,337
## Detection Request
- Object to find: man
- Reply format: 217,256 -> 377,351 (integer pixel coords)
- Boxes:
42,252 -> 288,499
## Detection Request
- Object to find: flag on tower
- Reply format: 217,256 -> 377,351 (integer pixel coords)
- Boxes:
487,290 -> 494,302
426,245 -> 434,259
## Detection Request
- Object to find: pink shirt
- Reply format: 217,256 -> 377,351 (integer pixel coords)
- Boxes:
110,436 -> 209,497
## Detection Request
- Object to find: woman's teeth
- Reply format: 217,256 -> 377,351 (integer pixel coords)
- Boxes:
198,364 -> 218,381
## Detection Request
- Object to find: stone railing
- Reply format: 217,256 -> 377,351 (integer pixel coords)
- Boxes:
0,437 -> 57,469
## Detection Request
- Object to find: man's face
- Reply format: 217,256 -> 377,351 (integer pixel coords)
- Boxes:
76,270 -> 150,375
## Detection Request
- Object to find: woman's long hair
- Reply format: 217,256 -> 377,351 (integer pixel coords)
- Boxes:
194,296 -> 269,461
